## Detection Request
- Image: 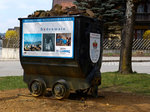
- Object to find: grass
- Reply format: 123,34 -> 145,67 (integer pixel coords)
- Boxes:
100,72 -> 150,95
0,73 -> 150,95
103,53 -> 119,56
0,76 -> 27,90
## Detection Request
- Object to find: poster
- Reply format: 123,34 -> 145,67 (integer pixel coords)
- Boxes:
22,17 -> 74,58
90,33 -> 101,63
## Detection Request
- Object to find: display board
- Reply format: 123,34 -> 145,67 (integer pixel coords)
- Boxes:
22,17 -> 74,58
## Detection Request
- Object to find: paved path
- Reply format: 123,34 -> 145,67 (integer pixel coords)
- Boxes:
0,61 -> 23,77
0,57 -> 150,77
101,62 -> 150,74
101,56 -> 150,74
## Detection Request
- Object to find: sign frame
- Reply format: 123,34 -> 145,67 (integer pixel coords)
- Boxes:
21,17 -> 75,59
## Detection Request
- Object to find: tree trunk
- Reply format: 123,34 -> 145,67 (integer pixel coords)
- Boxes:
119,0 -> 135,74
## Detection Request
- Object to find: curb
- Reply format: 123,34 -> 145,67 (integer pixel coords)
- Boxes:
102,60 -> 150,62
0,59 -> 150,62
0,59 -> 19,61
102,57 -> 150,62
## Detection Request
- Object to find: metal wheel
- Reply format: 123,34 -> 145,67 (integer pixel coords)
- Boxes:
52,80 -> 70,99
29,79 -> 46,97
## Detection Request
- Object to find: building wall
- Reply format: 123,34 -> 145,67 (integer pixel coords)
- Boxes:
53,0 -> 75,9
2,48 -> 19,59
135,1 -> 150,39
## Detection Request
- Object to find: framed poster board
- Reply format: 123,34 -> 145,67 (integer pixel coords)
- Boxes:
22,17 -> 74,58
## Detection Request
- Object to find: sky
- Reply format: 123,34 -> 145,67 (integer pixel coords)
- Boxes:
0,0 -> 53,33
24,34 -> 42,42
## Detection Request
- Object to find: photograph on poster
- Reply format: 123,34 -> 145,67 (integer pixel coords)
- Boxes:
56,33 -> 71,46
43,33 -> 55,52
24,34 -> 42,51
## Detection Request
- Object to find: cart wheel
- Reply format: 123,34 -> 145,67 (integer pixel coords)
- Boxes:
29,79 -> 46,97
90,86 -> 98,98
52,80 -> 70,99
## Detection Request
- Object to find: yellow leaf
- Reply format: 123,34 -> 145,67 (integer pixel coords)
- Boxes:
5,30 -> 18,39
143,30 -> 150,40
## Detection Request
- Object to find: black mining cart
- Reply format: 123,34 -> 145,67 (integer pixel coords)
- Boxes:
19,16 -> 103,99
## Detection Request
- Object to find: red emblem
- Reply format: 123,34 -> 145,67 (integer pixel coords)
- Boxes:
93,40 -> 97,49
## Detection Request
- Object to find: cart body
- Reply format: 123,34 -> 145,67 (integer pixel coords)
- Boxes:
19,16 -> 102,98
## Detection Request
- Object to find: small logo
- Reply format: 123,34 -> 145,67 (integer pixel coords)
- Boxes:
60,50 -> 70,53
56,50 -> 59,52
93,40 -> 98,49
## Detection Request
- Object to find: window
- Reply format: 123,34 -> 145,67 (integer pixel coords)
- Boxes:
137,2 -> 150,13
147,3 -> 150,13
134,30 -> 146,39
137,4 -> 145,13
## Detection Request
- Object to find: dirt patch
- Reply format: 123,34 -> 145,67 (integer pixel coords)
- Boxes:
0,89 -> 150,112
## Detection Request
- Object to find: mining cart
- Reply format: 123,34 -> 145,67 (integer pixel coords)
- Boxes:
19,16 -> 103,99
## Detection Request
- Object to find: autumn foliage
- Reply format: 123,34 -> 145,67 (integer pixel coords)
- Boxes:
143,30 -> 150,40
5,30 -> 18,39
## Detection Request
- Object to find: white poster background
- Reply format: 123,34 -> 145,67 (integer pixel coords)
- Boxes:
22,18 -> 74,58
90,33 -> 101,63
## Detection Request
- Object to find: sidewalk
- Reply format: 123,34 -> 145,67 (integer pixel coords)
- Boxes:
0,58 -> 19,61
0,57 -> 150,62
102,57 -> 150,62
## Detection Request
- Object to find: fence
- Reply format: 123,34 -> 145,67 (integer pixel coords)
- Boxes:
2,38 -> 19,48
2,38 -> 150,50
1,38 -> 150,59
103,39 -> 150,50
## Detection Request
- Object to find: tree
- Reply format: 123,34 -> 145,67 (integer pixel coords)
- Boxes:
143,30 -> 150,40
74,0 -> 125,38
74,0 -> 145,74
5,30 -> 18,39
4,30 -> 19,48
119,0 -> 143,74
99,0 -> 125,38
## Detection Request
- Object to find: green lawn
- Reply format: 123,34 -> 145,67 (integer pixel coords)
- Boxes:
0,76 -> 27,90
100,72 -> 150,95
0,72 -> 150,95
